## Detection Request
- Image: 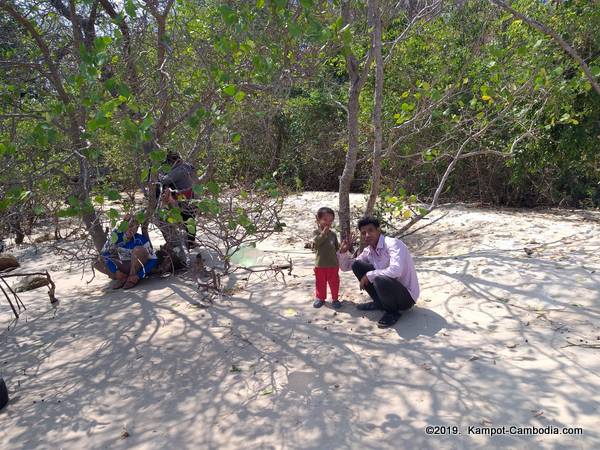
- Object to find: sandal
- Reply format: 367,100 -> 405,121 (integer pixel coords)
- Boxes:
123,275 -> 140,289
377,311 -> 401,328
111,271 -> 129,289
313,298 -> 325,308
111,279 -> 127,289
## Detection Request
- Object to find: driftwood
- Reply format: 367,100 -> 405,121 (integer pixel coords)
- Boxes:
562,338 -> 600,349
0,270 -> 57,319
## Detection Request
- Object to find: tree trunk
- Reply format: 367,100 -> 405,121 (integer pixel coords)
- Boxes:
365,0 -> 383,216
339,86 -> 361,241
197,121 -> 215,184
338,0 -> 375,242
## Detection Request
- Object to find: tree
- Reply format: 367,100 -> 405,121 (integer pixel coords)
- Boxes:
337,0 -> 375,241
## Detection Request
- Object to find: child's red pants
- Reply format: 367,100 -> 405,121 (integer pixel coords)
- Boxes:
314,267 -> 340,301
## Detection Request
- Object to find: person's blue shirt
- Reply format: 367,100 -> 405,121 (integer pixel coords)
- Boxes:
101,230 -> 157,278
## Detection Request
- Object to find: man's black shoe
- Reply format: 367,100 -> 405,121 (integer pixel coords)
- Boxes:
356,302 -> 383,311
377,311 -> 401,328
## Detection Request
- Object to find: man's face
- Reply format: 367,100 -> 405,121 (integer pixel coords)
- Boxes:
125,220 -> 139,240
359,224 -> 381,248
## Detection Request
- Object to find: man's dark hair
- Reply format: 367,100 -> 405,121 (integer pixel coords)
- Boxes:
316,207 -> 335,218
357,215 -> 380,230
165,151 -> 181,165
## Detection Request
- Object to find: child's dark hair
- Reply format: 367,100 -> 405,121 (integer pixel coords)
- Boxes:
316,207 -> 335,219
357,215 -> 380,229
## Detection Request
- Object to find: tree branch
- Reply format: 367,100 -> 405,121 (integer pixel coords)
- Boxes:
490,0 -> 600,96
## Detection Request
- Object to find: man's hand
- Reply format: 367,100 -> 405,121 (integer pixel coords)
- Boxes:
339,232 -> 357,254
160,189 -> 178,207
339,238 -> 350,254
359,275 -> 370,290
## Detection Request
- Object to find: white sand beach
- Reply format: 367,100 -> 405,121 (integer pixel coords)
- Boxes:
1,192 -> 599,449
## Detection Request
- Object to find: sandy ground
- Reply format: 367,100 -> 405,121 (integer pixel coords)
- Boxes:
1,191 -> 599,449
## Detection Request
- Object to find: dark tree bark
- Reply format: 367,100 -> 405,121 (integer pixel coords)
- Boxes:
338,0 -> 375,242
365,0 -> 383,216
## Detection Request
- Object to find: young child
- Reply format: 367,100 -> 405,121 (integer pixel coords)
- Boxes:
312,207 -> 341,309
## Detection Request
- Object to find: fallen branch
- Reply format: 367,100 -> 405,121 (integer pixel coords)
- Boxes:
195,257 -> 293,295
0,270 -> 58,319
562,338 -> 600,349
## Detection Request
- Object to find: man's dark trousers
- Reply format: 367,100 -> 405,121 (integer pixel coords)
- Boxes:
352,260 -> 415,312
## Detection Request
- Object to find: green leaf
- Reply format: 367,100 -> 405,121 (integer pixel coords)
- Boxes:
104,77 -> 118,92
140,115 -> 154,130
57,207 -> 78,218
288,23 -> 302,38
187,108 -> 206,129
188,114 -> 200,129
0,143 -> 5,157
94,36 -> 112,52
118,83 -> 131,98
232,132 -> 241,143
559,113 -> 572,123
192,184 -> 206,196
117,220 -> 129,232
168,207 -> 183,223
207,181 -> 220,195
234,90 -> 246,102
223,84 -> 237,96
106,190 -> 121,201
107,208 -> 119,222
185,218 -> 196,235
67,195 -> 79,207
125,0 -> 136,18
218,5 -> 237,25
150,149 -> 167,162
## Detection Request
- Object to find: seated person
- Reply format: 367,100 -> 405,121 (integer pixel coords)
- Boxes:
94,214 -> 158,289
